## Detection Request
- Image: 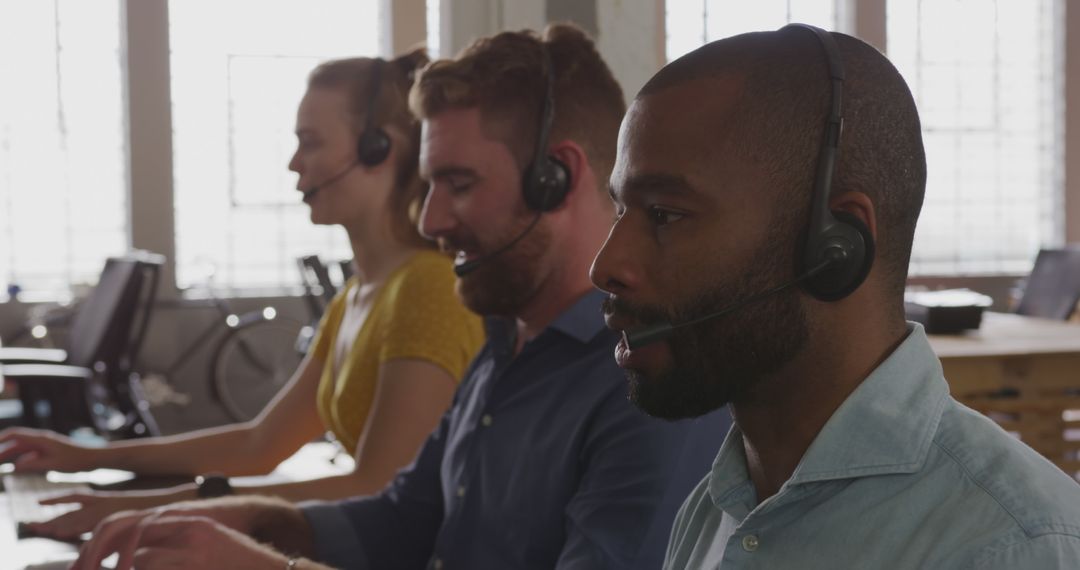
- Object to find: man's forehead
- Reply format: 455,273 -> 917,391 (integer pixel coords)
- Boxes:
617,80 -> 740,158
628,75 -> 744,133
420,110 -> 478,169
611,76 -> 752,202
420,107 -> 512,179
423,108 -> 477,142
608,171 -> 699,201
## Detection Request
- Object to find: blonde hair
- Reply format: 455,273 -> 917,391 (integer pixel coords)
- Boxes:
308,48 -> 432,248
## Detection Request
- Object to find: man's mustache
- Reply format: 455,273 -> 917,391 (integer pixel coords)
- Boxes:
601,295 -> 672,327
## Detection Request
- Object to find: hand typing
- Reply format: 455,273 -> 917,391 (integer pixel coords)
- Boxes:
24,486 -> 195,542
71,496 -> 317,570
0,428 -> 93,473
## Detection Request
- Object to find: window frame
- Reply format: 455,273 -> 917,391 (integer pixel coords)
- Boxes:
662,0 -> 1075,280
124,0 -> 427,300
4,0 -> 1079,304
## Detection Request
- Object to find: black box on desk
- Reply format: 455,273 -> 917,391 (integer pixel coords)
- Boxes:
904,289 -> 993,334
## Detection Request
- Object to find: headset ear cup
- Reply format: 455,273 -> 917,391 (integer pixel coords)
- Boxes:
834,210 -> 875,291
803,210 -> 875,301
357,128 -> 391,167
524,156 -> 571,211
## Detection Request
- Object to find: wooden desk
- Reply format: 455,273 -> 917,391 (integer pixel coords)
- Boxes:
928,312 -> 1080,476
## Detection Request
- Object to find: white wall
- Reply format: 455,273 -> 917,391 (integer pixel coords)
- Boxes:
595,0 -> 664,100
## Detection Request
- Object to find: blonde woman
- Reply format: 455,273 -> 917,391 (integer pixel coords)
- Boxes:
0,50 -> 484,541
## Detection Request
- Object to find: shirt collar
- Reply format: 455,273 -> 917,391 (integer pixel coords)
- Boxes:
483,289 -> 609,351
708,422 -> 755,515
789,323 -> 949,483
708,323 -> 950,506
548,290 -> 608,344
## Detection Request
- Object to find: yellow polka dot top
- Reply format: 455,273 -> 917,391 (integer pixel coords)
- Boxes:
310,250 -> 484,455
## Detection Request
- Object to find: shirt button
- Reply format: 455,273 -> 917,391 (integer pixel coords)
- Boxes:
742,534 -> 759,552
456,485 -> 466,498
481,414 -> 493,427
432,559 -> 443,570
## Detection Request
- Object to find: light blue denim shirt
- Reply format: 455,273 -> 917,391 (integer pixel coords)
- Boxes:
665,323 -> 1080,569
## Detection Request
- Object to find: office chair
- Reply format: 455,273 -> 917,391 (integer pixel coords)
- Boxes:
296,255 -> 339,317
338,259 -> 355,282
293,255 -> 341,356
1014,247 -> 1080,321
0,251 -> 164,438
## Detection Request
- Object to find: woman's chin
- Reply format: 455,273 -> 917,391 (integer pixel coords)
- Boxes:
307,209 -> 336,226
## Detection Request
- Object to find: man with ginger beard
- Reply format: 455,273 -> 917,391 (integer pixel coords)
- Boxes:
590,25 -> 1080,569
71,23 -> 729,570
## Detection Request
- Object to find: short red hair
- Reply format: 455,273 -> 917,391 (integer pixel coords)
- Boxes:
409,23 -> 626,187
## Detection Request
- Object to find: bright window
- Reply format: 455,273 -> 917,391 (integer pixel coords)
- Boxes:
666,0 -> 835,62
427,0 -> 442,59
0,0 -> 127,296
889,0 -> 1063,275
169,0 -> 383,291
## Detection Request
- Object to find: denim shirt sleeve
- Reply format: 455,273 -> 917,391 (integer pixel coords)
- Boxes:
300,410 -> 451,570
554,382 -> 713,570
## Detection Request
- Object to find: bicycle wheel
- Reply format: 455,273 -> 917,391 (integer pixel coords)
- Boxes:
211,318 -> 304,422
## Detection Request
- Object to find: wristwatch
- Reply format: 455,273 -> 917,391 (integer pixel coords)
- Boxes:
194,473 -> 234,499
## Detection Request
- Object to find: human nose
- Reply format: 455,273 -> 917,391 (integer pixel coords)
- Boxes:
288,148 -> 303,184
289,146 -> 303,171
418,184 -> 455,240
589,219 -> 643,296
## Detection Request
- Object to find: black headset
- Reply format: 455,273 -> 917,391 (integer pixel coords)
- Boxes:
356,58 -> 392,167
786,23 -> 875,302
521,45 -> 571,212
624,25 -> 876,349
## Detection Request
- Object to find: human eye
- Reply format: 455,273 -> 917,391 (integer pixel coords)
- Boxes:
442,174 -> 476,195
429,178 -> 471,197
297,136 -> 320,153
647,205 -> 685,227
448,181 -> 472,194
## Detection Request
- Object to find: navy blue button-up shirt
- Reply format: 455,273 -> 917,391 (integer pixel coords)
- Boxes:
302,291 -> 730,569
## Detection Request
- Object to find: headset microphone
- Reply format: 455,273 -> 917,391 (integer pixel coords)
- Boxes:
624,256 -> 839,350
301,160 -> 358,202
625,25 -> 873,350
303,58 -> 391,203
453,44 -> 568,278
453,211 -> 543,277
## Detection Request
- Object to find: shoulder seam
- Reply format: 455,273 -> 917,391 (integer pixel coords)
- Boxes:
932,439 -> 1033,536
933,438 -> 1023,531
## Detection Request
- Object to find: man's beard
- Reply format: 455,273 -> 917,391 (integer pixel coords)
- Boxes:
609,257 -> 810,421
451,212 -> 552,317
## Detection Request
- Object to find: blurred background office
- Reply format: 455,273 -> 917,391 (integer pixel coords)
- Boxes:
1,0 -> 1078,435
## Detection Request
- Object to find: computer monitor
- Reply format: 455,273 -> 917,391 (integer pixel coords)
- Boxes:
1015,247 -> 1080,320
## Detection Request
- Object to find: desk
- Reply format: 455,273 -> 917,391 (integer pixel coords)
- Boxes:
4,441 -> 353,569
928,312 -> 1080,476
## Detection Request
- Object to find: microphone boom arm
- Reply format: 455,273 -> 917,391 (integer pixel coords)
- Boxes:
625,257 -> 836,350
